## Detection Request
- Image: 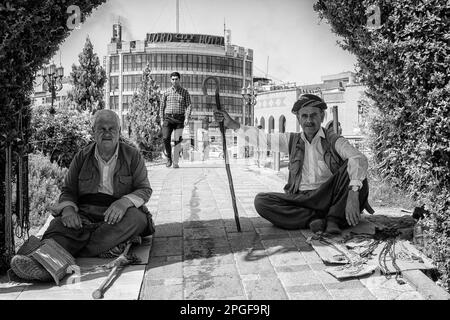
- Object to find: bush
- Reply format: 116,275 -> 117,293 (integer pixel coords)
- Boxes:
314,0 -> 450,290
27,151 -> 67,229
31,102 -> 92,168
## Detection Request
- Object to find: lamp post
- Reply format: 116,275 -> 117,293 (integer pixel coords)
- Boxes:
241,84 -> 257,159
42,63 -> 64,114
241,84 -> 257,126
111,86 -> 118,110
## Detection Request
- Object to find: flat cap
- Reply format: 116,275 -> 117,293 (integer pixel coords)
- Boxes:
291,94 -> 327,113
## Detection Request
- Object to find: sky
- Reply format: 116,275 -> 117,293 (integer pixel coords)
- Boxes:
55,0 -> 358,85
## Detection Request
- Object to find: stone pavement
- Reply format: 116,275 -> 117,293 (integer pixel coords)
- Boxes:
139,159 -> 447,300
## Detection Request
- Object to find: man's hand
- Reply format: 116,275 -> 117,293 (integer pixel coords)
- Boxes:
345,190 -> 360,226
62,206 -> 82,229
214,110 -> 240,130
103,197 -> 133,225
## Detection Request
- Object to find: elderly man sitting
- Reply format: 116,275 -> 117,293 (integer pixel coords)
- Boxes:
214,94 -> 370,235
10,110 -> 154,282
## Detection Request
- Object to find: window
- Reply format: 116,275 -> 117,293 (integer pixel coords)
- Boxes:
149,54 -> 155,70
118,53 -> 249,76
123,55 -> 132,72
122,75 -> 142,92
187,55 -> 193,70
176,54 -> 183,70
182,54 -> 188,69
122,95 -> 133,111
110,55 -> 119,72
205,56 -> 211,72
235,59 -> 242,75
245,61 -> 252,77
110,76 -> 119,91
135,54 -> 143,71
162,54 -> 168,70
110,96 -> 119,110
123,54 -> 147,72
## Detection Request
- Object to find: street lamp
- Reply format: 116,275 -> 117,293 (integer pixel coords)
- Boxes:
111,86 -> 118,110
42,63 -> 64,114
241,84 -> 257,159
241,84 -> 257,126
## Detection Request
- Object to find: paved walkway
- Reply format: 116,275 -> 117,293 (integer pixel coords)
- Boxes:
138,159 -> 445,300
1,159 -> 447,301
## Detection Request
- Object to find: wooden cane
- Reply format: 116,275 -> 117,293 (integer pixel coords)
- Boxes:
202,76 -> 241,232
92,241 -> 133,299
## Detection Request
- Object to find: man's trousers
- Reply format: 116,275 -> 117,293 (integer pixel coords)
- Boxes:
162,114 -> 185,165
42,195 -> 149,257
254,163 -> 369,230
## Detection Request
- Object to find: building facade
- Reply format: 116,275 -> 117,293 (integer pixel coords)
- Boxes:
104,24 -> 254,133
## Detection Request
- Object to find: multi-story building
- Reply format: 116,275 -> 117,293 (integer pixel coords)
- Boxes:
104,24 -> 254,134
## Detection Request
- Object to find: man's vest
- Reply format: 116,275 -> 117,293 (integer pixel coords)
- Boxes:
283,127 -> 344,194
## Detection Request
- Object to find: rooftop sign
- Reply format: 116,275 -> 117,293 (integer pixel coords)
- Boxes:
146,33 -> 225,46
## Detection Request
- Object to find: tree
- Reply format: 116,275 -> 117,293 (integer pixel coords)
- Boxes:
68,36 -> 107,114
0,0 -> 106,273
31,102 -> 92,168
314,0 -> 449,289
126,64 -> 163,161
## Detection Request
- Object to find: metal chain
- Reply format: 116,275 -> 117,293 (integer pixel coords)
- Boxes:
359,239 -> 380,258
390,240 -> 406,284
313,229 -> 408,284
314,235 -> 367,275
378,238 -> 405,285
378,239 -> 391,277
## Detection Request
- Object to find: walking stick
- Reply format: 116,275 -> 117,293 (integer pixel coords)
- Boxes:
92,240 -> 133,299
202,76 -> 241,232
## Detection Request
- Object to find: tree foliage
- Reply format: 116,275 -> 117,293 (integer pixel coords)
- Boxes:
0,0 -> 106,273
126,64 -> 163,161
31,102 -> 92,168
27,151 -> 68,229
68,36 -> 107,114
314,0 -> 449,289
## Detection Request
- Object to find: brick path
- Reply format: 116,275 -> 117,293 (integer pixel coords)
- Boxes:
139,160 -> 433,300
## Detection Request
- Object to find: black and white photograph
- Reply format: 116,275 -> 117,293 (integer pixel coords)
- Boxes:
0,0 -> 449,309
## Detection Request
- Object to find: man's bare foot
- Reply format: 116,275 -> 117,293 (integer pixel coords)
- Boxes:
309,219 -> 326,233
325,220 -> 341,235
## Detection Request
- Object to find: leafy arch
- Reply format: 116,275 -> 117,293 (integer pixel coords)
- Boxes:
0,0 -> 107,272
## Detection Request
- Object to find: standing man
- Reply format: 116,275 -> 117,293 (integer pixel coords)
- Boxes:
214,94 -> 370,235
160,72 -> 192,168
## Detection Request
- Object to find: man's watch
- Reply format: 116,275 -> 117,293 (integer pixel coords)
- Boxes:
350,185 -> 360,192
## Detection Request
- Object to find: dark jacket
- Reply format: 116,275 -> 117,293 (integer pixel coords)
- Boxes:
284,127 -> 343,194
59,142 -> 152,205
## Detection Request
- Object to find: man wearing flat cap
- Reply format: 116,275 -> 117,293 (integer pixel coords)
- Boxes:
214,94 -> 369,234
